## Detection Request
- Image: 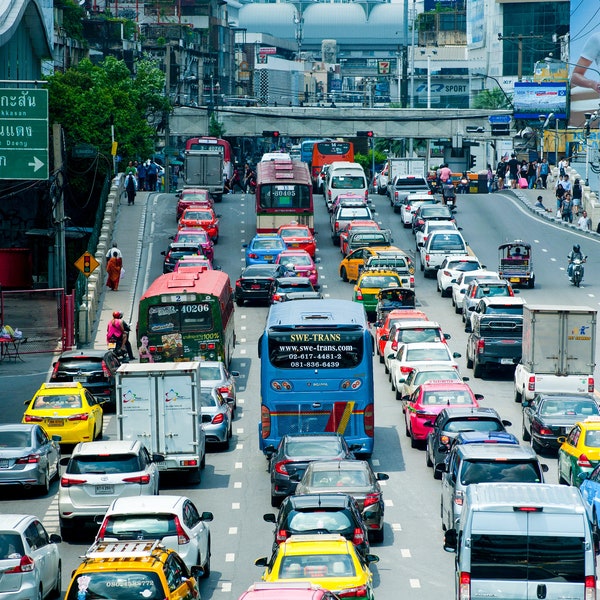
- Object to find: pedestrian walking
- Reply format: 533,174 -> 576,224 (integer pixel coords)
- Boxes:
527,160 -> 537,189
105,242 -> 122,264
146,159 -> 159,191
572,178 -> 583,215
486,164 -> 495,193
125,161 -> 136,176
495,159 -> 507,190
507,154 -> 519,189
537,158 -> 549,189
137,161 -> 147,192
125,171 -> 137,205
106,251 -> 123,291
578,210 -> 592,231
561,192 -> 574,223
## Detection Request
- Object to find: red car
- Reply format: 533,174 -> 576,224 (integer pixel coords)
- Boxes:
403,381 -> 480,448
276,250 -> 319,288
277,223 -> 317,258
176,188 -> 213,220
178,206 -> 219,242
239,583 -> 341,600
172,227 -> 214,262
375,308 -> 429,360
339,220 -> 381,256
174,257 -> 213,272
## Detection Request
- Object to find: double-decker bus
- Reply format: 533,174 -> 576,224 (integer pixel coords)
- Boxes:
258,299 -> 375,458
310,140 -> 354,190
184,137 -> 233,180
255,158 -> 314,233
137,270 -> 235,366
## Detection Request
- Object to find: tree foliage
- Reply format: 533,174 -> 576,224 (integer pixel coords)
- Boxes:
46,55 -> 171,170
472,88 -> 513,110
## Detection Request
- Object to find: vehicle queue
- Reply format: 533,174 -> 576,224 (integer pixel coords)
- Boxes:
1,154 -> 600,596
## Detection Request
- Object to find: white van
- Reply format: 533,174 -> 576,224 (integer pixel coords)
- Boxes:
325,161 -> 368,209
444,482 -> 597,600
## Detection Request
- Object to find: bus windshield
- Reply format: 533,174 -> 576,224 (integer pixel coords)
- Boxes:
259,184 -> 312,209
147,303 -> 213,333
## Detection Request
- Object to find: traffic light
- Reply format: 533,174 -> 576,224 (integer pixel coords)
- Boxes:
357,131 -> 374,138
469,154 -> 476,169
262,130 -> 280,138
83,254 -> 91,274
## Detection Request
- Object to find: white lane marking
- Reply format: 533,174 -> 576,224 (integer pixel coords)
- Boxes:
238,399 -> 245,404
239,349 -> 247,354
232,503 -> 240,510
371,459 -> 380,466
379,480 -> 387,486
221,583 -> 232,592
542,248 -> 548,253
401,549 -> 411,558
229,527 -> 238,535
237,428 -> 244,434
241,326 -> 247,331
235,462 -> 243,469
236,443 -> 243,450
240,315 -> 247,320
409,579 -> 421,588
384,499 -> 394,507
225,553 -> 235,562
392,523 -> 402,531
234,482 -> 242,488
240,338 -> 246,343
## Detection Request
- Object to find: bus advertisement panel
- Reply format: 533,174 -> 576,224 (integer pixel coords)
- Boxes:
258,299 -> 374,458
184,137 -> 233,179
256,159 -> 314,233
311,141 -> 354,189
137,270 -> 235,366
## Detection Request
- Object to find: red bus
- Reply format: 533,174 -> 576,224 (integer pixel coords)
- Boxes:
137,270 -> 236,366
255,159 -> 314,233
184,137 -> 234,180
310,140 -> 354,190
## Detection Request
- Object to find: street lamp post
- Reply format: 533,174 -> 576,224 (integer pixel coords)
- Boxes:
584,112 -> 599,186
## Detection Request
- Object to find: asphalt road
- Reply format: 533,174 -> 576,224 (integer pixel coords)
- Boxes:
2,187 -> 600,599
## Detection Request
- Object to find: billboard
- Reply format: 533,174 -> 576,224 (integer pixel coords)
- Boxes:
513,82 -> 568,120
570,0 -> 600,127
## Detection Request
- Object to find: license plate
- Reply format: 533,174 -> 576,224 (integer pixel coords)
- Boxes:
509,277 -> 520,282
250,284 -> 261,290
73,376 -> 87,383
290,243 -> 300,247
95,484 -> 114,495
500,358 -> 514,365
155,462 -> 166,469
264,255 -> 273,261
47,419 -> 64,426
0,459 -> 9,469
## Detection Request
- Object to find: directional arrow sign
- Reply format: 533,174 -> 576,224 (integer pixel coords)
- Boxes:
0,89 -> 49,181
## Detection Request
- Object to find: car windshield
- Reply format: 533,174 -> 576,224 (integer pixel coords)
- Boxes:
181,193 -> 208,201
199,391 -> 218,407
331,175 -> 365,189
309,469 -> 369,487
422,391 -> 472,405
57,358 -> 103,372
395,178 -> 428,188
280,255 -> 312,266
476,285 -> 509,297
444,418 -> 504,433
184,211 -> 212,220
405,348 -> 450,361
175,232 -> 209,243
585,430 -> 600,447
0,431 -> 31,448
33,394 -> 82,409
102,514 -> 176,539
285,440 -> 343,457
451,261 -> 479,272
68,454 -> 143,474
66,572 -> 164,600
460,460 -> 542,485
485,306 -> 523,315
360,276 -> 400,288
244,266 -> 278,276
338,209 -> 370,220
288,510 -> 353,534
254,239 -> 285,250
429,234 -> 465,251
200,366 -> 222,380
280,228 -> 310,238
278,554 -> 356,579
414,370 -> 461,385
396,329 -> 441,344
539,400 -> 599,418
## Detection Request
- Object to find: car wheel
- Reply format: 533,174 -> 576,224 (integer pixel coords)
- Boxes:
213,235 -> 218,245
395,388 -> 402,401
391,376 -> 396,391
37,467 -> 50,496
570,470 -> 577,487
514,388 -> 523,403
466,354 -> 473,369
369,527 -> 384,543
473,359 -> 483,378
271,493 -> 282,508
522,420 -> 531,442
419,260 -> 424,272
454,302 -> 462,315
426,444 -> 433,467
200,451 -> 206,469
531,438 -> 542,454
34,585 -> 42,600
60,519 -> 75,543
235,297 -> 243,307
404,415 -> 410,437
50,561 -> 61,598
378,354 -> 384,364
433,464 -> 442,480
95,417 -> 103,440
202,538 -> 211,578
410,433 -> 419,449
222,432 -> 230,451
340,267 -> 348,282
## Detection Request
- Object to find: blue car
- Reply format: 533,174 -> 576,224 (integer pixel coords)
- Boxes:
245,234 -> 287,266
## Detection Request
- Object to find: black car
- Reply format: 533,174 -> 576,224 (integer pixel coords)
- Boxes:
425,407 -> 511,479
265,433 -> 358,507
161,242 -> 204,273
234,264 -> 287,306
49,349 -> 122,411
271,277 -> 323,303
522,393 -> 600,452
411,204 -> 456,234
263,493 -> 370,556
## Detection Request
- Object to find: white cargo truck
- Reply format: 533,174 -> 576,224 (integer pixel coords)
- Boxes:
385,157 -> 426,197
183,149 -> 224,201
116,362 -> 207,482
514,305 -> 596,402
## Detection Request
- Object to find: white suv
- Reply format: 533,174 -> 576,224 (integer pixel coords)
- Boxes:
96,495 -> 214,578
59,440 -> 162,541
418,230 -> 469,277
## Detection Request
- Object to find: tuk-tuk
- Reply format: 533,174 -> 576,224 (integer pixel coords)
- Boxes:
375,287 -> 416,324
441,184 -> 456,207
497,240 -> 534,288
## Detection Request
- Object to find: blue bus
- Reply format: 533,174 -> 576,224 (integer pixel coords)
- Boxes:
258,299 -> 375,458
300,139 -> 325,164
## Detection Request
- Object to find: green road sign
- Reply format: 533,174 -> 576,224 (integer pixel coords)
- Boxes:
0,89 -> 49,180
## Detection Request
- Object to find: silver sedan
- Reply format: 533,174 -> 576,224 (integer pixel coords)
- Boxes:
200,386 -> 233,449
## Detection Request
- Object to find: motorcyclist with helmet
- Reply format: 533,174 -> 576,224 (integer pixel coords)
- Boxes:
567,244 -> 585,281
106,310 -> 134,361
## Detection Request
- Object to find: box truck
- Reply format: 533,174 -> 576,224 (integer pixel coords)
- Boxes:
116,362 -> 206,482
385,157 -> 426,197
182,149 -> 224,201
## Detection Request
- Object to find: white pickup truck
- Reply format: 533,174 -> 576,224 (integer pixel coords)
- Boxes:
514,305 -> 596,402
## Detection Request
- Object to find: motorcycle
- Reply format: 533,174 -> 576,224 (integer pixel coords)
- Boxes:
570,256 -> 587,287
108,334 -> 130,362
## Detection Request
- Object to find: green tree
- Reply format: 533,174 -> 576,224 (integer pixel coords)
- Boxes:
46,55 -> 171,170
472,88 -> 513,110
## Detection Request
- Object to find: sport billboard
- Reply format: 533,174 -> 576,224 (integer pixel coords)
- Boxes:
513,82 -> 568,120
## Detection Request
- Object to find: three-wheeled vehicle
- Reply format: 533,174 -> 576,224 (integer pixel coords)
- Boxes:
375,287 -> 416,324
441,184 -> 456,208
497,240 -> 534,288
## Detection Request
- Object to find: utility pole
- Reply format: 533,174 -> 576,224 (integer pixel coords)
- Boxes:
498,33 -> 544,81
52,123 -> 66,291
164,44 -> 171,193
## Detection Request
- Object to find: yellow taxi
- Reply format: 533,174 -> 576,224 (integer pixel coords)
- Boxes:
255,534 -> 378,600
557,417 -> 600,487
22,382 -> 104,445
353,269 -> 405,318
64,540 -> 200,600
339,246 -> 413,283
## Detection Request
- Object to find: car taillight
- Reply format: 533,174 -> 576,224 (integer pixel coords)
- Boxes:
425,254 -> 430,262
174,515 -> 190,544
5,555 -> 35,574
261,406 -> 271,439
218,385 -> 231,396
477,339 -> 485,354
589,377 -> 595,393
60,476 -> 87,487
364,403 -> 374,437
328,190 -> 332,199
337,585 -> 368,598
102,360 -> 111,377
409,276 -> 414,287
585,575 -> 596,600
212,413 -> 225,424
508,287 -> 514,296
272,294 -> 282,302
352,527 -> 365,546
235,279 -> 241,288
15,454 -> 40,464
274,460 -> 291,475
536,425 -> 553,436
454,490 -> 464,506
276,529 -> 289,544
578,454 -> 593,468
400,366 -> 413,373
51,362 -> 59,378
364,492 -> 380,508
405,204 -> 411,212
23,415 -> 43,422
248,253 -> 258,259
356,289 -> 363,300
459,572 -> 470,600
122,474 -> 151,484
527,376 -> 535,392
67,413 -> 89,421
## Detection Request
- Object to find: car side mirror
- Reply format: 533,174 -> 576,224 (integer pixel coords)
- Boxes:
231,371 -> 240,377
443,529 -> 458,553
521,400 -> 530,407
417,242 -> 424,248
263,513 -> 277,523
578,471 -> 590,483
556,436 -> 567,445
376,472 -> 389,481
152,453 -> 165,462
474,394 -> 484,402
501,419 -> 512,427
365,554 -> 380,564
160,251 -> 166,256
380,334 -> 389,342
541,464 -> 549,473
289,474 -> 301,483
255,557 -> 268,567
201,511 -> 214,522
443,333 -> 451,340
452,352 -> 461,358
423,420 -> 434,427
49,533 -> 62,544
